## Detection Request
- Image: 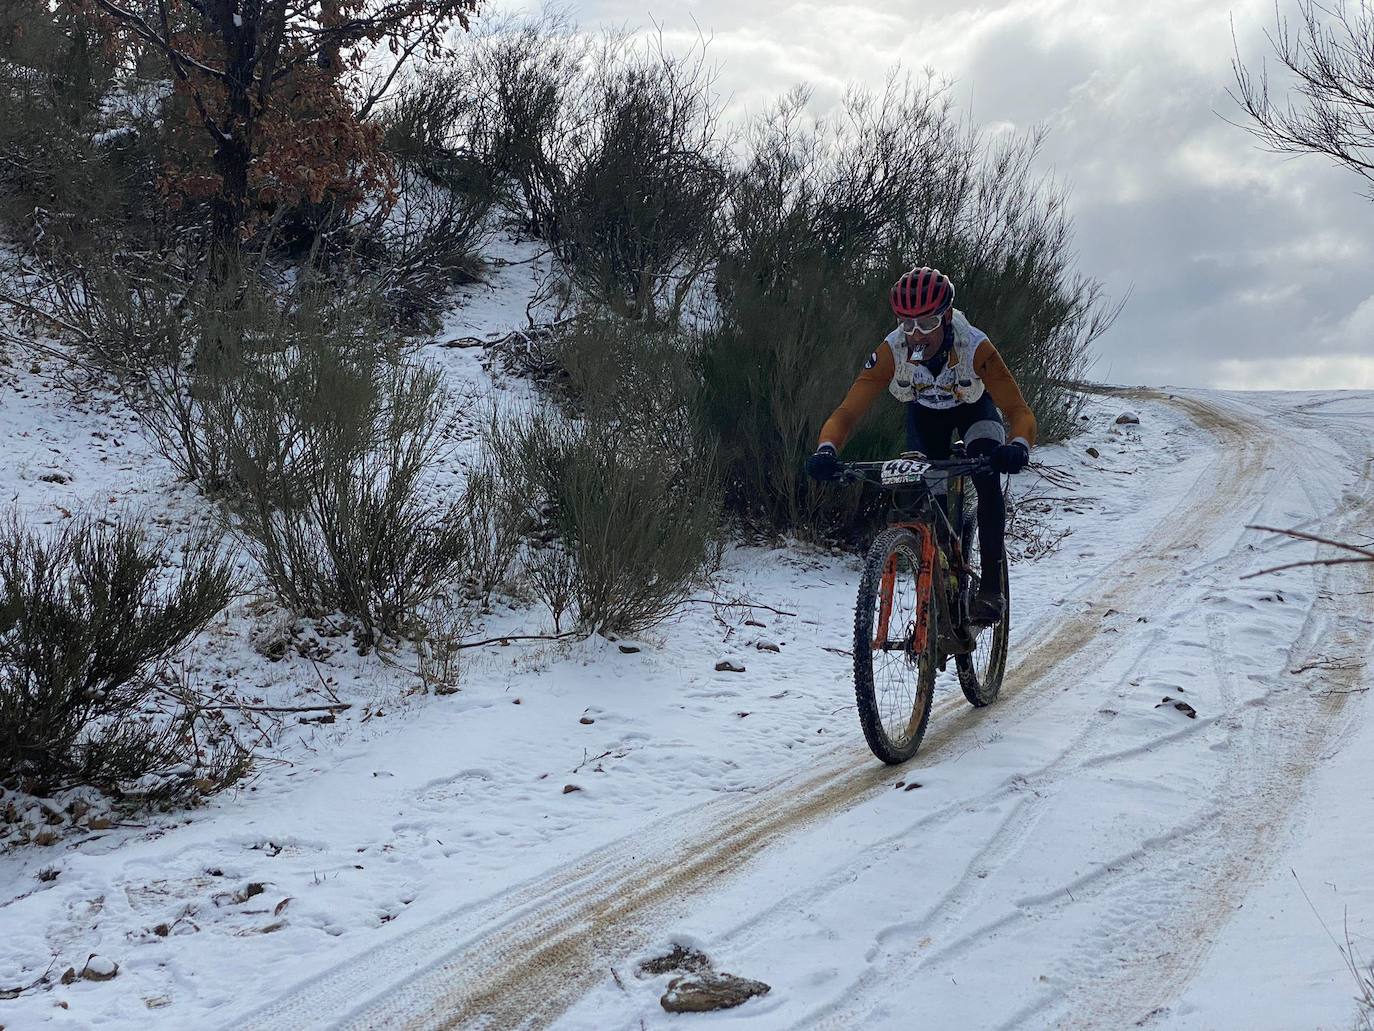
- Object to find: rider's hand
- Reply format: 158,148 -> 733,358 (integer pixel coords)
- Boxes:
990,441 -> 1030,474
806,444 -> 842,482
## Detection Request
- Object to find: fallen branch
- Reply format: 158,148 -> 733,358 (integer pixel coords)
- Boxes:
454,630 -> 581,650
682,598 -> 798,617
1249,525 -> 1374,558
1242,524 -> 1374,579
154,684 -> 350,714
1291,658 -> 1359,675
0,958 -> 57,1000
1241,556 -> 1373,580
213,702 -> 351,714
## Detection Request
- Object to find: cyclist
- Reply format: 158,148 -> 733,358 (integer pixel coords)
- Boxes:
805,267 -> 1036,626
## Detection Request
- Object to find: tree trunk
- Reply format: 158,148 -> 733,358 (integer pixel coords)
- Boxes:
209,1 -> 258,280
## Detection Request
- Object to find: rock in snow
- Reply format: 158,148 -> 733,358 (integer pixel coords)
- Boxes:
1115,411 -> 1141,425
81,955 -> 119,981
661,972 -> 771,1012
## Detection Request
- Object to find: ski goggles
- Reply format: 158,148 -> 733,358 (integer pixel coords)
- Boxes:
899,310 -> 945,335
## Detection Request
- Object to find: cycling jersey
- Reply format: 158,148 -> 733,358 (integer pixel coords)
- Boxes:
817,310 -> 1037,451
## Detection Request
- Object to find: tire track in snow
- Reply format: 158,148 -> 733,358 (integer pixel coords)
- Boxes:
802,393 -> 1373,1030
1049,447 -> 1374,1028
235,392 -> 1278,1031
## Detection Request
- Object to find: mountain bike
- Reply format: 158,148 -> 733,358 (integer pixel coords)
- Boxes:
839,443 -> 1010,764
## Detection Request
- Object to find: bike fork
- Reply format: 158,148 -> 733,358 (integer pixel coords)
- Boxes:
873,525 -> 937,653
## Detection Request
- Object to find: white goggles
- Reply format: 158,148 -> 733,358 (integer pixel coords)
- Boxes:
899,310 -> 945,334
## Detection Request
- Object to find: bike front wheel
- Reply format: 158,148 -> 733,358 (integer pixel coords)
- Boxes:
853,525 -> 940,764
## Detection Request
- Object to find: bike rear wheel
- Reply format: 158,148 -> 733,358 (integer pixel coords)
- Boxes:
955,496 -> 1010,707
853,525 -> 940,764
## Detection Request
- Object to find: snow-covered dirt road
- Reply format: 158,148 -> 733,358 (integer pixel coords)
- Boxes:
223,388 -> 1374,1031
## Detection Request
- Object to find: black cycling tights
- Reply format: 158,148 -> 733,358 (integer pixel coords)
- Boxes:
905,395 -> 1007,591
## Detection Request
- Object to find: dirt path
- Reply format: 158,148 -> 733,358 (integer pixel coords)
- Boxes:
797,394 -> 1374,1029
238,392 -> 1366,1031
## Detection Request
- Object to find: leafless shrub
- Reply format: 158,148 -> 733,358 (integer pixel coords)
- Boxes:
0,512 -> 239,799
1232,0 -> 1374,198
353,67 -> 501,332
546,33 -> 729,324
462,9 -> 588,234
415,604 -> 470,694
453,455 -> 531,606
12,253 -> 251,488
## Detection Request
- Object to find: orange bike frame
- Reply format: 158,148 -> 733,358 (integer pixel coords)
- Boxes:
873,522 -> 938,654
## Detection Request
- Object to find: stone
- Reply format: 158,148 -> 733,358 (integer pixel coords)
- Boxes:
1086,446 -> 1100,459
753,640 -> 781,653
617,643 -> 641,654
661,972 -> 771,1013
81,955 -> 119,981
1115,411 -> 1140,425
636,944 -> 713,978
715,660 -> 746,673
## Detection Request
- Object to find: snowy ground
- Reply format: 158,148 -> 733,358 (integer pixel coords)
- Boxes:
2,256 -> 1373,1029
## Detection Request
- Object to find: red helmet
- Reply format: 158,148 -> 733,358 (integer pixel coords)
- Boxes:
890,267 -> 955,319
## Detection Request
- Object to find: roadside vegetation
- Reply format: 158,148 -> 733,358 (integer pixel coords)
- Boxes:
0,6 -> 1116,810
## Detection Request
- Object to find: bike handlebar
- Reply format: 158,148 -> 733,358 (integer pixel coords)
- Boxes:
838,455 -> 992,486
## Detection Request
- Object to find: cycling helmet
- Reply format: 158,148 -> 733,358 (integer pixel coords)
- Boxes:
890,267 -> 955,319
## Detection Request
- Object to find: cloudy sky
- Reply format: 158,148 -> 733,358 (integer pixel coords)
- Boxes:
498,0 -> 1374,389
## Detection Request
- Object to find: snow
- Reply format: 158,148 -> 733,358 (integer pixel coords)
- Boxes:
1,250 -> 1373,1029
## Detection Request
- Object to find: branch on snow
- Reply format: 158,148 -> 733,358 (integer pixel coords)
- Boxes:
1242,524 -> 1374,579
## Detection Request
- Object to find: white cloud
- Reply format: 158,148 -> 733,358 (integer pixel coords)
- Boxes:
1211,354 -> 1374,390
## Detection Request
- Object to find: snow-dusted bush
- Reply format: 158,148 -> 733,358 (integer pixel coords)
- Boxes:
202,293 -> 470,648
492,407 -> 721,635
0,514 -> 236,796
462,15 -> 729,325
487,317 -> 722,634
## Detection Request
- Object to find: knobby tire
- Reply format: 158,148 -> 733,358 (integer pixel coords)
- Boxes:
853,525 -> 939,765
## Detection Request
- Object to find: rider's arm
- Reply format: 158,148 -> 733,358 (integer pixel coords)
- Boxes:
816,347 -> 896,451
973,340 -> 1037,448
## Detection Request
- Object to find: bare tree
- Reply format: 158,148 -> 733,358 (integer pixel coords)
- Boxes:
1232,0 -> 1374,196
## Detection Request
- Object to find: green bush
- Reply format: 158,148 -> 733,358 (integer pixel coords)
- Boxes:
202,289 -> 470,647
488,317 -> 722,635
0,514 -> 237,796
495,408 -> 721,635
701,80 -> 1117,538
461,17 -> 728,324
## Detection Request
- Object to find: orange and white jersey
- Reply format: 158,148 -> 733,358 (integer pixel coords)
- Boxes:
818,311 -> 1037,451
883,310 -> 987,409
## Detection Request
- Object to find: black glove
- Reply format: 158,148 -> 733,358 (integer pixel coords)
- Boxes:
805,445 -> 841,482
989,441 -> 1030,474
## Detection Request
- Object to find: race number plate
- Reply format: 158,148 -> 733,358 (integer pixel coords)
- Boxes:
880,458 -> 930,485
